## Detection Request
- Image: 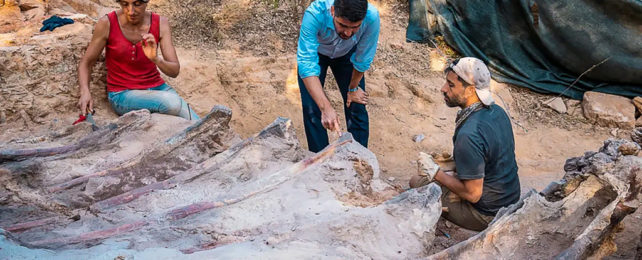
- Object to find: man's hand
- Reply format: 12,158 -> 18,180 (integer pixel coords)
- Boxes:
409,152 -> 441,188
433,152 -> 456,172
321,106 -> 341,133
141,33 -> 158,63
418,152 -> 440,182
77,90 -> 93,115
346,88 -> 368,108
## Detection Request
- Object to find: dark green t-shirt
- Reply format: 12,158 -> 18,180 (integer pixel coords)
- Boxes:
453,104 -> 520,216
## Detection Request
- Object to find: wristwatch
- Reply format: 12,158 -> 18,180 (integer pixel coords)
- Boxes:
348,87 -> 359,92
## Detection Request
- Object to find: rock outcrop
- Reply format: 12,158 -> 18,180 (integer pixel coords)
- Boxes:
582,91 -> 635,129
0,0 -> 111,128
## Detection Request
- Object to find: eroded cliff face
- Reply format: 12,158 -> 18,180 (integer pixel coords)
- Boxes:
1,0 -> 112,129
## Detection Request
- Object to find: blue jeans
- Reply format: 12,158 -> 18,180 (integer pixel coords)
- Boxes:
108,83 -> 200,120
298,51 -> 369,152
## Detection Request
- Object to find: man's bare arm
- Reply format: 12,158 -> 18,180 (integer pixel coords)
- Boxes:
302,76 -> 341,132
434,170 -> 483,203
348,69 -> 364,89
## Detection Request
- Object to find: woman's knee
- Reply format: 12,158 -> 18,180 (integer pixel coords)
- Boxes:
156,93 -> 184,116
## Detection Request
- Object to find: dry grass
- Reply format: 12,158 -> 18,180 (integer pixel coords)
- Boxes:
152,0 -> 305,50
151,0 -> 224,47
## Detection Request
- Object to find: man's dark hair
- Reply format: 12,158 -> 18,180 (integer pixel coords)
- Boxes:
334,0 -> 368,22
444,58 -> 471,87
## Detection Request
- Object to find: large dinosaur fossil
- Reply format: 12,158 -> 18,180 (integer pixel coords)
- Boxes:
1,106 -> 640,259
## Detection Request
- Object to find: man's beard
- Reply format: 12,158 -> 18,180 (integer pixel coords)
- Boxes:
444,93 -> 463,108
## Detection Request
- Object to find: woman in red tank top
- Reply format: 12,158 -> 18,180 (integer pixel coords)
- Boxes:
77,0 -> 199,120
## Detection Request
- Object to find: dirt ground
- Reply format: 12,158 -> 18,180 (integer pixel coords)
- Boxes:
1,0 -> 639,257
152,0 -> 616,191
155,1 -> 638,255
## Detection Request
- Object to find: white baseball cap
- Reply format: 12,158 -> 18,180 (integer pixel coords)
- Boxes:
447,57 -> 494,106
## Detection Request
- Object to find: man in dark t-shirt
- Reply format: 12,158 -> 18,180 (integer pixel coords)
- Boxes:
409,57 -> 520,231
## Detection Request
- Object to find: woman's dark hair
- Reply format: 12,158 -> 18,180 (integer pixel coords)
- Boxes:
334,0 -> 368,22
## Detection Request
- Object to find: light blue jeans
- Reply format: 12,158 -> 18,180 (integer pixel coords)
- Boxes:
108,83 -> 200,120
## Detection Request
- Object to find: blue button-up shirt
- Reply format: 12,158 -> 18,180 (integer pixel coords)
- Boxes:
297,0 -> 380,78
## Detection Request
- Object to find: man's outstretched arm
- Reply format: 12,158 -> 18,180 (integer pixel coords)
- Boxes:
302,76 -> 340,131
297,7 -> 340,132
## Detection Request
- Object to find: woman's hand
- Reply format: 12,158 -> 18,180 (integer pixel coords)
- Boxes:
77,89 -> 93,115
141,33 -> 158,63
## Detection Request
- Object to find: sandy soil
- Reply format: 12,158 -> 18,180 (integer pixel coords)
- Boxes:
151,0 -> 614,193
0,0 -> 614,191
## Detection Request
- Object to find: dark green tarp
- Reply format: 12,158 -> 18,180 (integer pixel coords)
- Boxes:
407,0 -> 642,99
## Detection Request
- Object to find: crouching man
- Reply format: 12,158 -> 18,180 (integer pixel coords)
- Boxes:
410,57 -> 520,231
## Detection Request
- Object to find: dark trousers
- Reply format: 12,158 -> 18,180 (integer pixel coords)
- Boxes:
298,52 -> 369,152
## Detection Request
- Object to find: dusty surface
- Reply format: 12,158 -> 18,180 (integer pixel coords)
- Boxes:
0,0 -> 639,257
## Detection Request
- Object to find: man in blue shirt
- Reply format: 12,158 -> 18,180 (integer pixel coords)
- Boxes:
297,0 -> 380,152
409,57 -> 520,231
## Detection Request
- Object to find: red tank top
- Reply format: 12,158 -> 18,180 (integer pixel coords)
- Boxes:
105,11 -> 165,92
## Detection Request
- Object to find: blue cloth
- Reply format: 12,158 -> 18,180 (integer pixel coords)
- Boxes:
40,16 -> 74,32
298,50 -> 368,152
297,0 -> 380,78
108,83 -> 200,120
453,104 -> 520,216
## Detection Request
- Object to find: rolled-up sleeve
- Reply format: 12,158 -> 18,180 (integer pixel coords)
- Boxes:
350,10 -> 380,72
297,9 -> 322,79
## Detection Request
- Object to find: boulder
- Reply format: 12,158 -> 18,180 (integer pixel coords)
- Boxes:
633,96 -> 642,113
544,97 -> 566,114
18,0 -> 44,11
0,5 -> 24,34
582,91 -> 635,129
490,81 -> 515,113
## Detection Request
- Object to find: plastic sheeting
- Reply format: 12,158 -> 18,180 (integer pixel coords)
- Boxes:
407,0 -> 642,99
